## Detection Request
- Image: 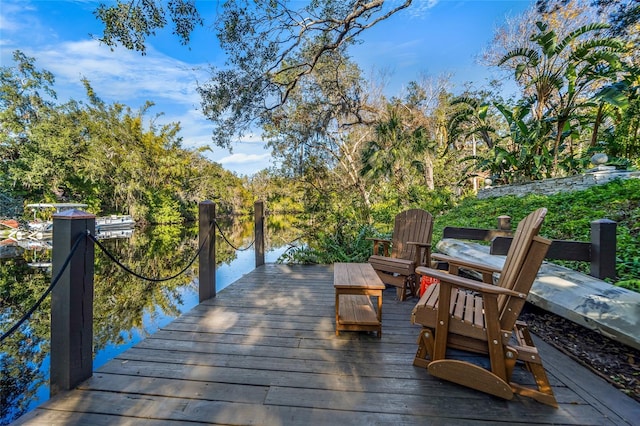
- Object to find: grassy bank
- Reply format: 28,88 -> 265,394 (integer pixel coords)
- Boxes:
284,178 -> 639,292
432,178 -> 640,291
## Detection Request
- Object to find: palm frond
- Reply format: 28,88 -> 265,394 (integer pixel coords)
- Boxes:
556,22 -> 611,54
497,48 -> 540,67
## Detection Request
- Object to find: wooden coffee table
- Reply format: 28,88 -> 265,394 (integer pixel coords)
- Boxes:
334,263 -> 385,338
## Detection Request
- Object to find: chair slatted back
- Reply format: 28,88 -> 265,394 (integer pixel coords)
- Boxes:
391,209 -> 434,262
495,208 -> 550,330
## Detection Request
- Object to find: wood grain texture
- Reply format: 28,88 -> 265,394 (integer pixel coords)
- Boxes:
13,263 -> 639,426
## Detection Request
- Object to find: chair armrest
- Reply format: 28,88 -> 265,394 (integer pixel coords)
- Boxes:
415,266 -> 526,298
407,241 -> 431,248
367,237 -> 391,257
367,237 -> 391,244
407,241 -> 432,266
431,252 -> 502,283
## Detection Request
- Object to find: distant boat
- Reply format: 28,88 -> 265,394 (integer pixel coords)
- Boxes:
26,203 -> 89,234
26,203 -> 88,214
96,215 -> 135,231
25,203 -> 135,235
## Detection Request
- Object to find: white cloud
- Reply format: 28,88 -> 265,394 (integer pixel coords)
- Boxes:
238,133 -> 265,144
33,40 -> 208,108
0,0 -> 271,176
218,153 -> 271,166
209,151 -> 273,176
402,0 -> 440,17
0,2 -> 36,32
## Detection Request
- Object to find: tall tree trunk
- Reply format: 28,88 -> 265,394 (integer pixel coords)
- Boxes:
424,155 -> 435,191
552,117 -> 567,176
590,103 -> 604,148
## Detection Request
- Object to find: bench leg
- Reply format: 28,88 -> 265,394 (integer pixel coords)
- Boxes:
335,292 -> 340,336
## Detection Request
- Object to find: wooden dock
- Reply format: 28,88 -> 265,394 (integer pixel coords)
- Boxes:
15,264 -> 639,425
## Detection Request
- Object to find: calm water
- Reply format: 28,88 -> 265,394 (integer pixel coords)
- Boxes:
0,216 -> 302,424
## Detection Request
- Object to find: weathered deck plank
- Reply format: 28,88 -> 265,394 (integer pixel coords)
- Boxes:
14,264 -> 639,425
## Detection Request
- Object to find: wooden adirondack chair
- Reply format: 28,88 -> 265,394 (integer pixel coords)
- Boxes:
368,209 -> 434,301
411,208 -> 557,407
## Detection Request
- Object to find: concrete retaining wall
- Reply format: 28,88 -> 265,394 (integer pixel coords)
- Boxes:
478,167 -> 640,199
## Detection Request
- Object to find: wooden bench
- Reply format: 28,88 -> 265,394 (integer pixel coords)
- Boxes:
334,263 -> 385,338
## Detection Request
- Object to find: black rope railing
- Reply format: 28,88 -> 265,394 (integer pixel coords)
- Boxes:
87,221 -> 213,282
0,217 -> 258,343
0,234 -> 85,343
213,219 -> 255,251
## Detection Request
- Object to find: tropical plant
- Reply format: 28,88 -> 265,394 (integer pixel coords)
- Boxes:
360,102 -> 439,208
498,20 -> 629,174
447,96 -> 498,151
592,66 -> 640,166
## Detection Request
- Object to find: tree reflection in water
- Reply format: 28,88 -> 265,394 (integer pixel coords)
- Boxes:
0,215 -> 303,425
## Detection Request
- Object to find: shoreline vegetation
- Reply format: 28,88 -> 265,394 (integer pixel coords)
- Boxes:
284,179 -> 639,293
2,1 -> 639,423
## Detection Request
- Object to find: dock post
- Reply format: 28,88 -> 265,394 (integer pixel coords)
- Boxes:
590,219 -> 617,280
497,215 -> 511,231
50,209 -> 95,396
199,201 -> 216,301
255,201 -> 265,267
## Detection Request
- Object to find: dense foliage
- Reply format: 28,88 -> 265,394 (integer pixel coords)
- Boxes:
0,52 -> 252,223
433,178 -> 640,291
286,178 -> 639,292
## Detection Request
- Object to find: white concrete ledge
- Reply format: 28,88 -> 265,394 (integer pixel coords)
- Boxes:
436,238 -> 640,351
477,169 -> 640,199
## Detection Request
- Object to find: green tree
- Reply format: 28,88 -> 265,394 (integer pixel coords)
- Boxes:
400,78 -> 452,192
593,71 -> 640,165
360,105 -> 429,206
95,0 -> 203,53
1,52 -> 252,221
0,51 -> 57,197
94,0 -> 413,149
498,21 -> 628,174
263,47 -> 377,222
446,96 -> 498,151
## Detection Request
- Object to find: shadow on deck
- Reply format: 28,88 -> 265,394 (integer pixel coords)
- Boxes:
15,264 -> 640,425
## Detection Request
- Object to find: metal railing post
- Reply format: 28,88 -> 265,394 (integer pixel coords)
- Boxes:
590,219 -> 617,280
199,201 -> 216,301
50,209 -> 95,396
255,201 -> 265,267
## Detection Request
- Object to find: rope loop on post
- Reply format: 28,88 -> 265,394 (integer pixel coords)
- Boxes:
1,233 -> 85,342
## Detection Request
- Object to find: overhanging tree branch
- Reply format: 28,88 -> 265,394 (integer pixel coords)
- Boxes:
94,0 -> 413,149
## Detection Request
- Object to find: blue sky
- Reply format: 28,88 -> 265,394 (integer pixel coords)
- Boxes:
0,0 -> 532,175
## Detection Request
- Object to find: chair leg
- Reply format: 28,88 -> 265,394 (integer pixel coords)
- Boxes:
413,327 -> 434,368
511,322 -> 558,407
397,276 -> 414,301
407,275 -> 417,298
505,345 -> 518,380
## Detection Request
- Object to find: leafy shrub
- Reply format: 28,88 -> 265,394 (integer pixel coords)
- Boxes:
279,224 -> 376,264
434,179 -> 640,291
283,178 -> 639,292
